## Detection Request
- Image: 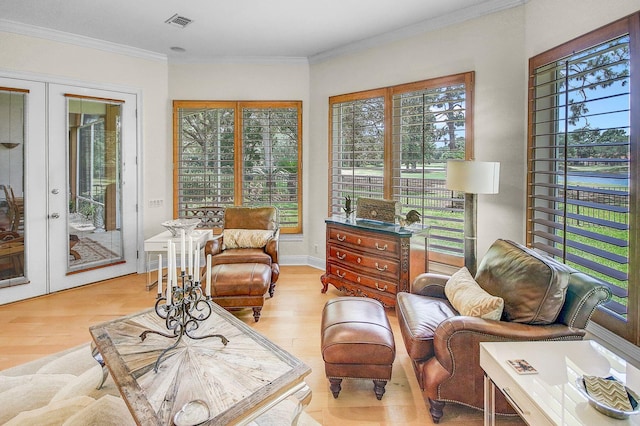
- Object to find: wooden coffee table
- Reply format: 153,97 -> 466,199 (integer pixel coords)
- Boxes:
90,303 -> 311,425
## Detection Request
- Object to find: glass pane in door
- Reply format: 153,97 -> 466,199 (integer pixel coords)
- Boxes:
0,90 -> 26,285
67,98 -> 123,272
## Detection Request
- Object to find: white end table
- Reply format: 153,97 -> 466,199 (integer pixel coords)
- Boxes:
143,229 -> 212,290
480,340 -> 640,425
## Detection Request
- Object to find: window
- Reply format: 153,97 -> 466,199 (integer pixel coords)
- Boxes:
527,13 -> 639,343
173,101 -> 302,233
329,73 -> 474,263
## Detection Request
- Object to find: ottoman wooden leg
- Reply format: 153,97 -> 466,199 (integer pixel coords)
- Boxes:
373,379 -> 387,400
268,282 -> 276,298
252,307 -> 262,322
329,378 -> 342,398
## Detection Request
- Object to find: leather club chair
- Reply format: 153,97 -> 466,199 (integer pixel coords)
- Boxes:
204,206 -> 280,297
396,239 -> 611,423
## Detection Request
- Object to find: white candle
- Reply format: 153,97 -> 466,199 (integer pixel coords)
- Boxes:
194,241 -> 200,282
181,230 -> 186,273
167,242 -> 173,305
157,254 -> 163,296
205,254 -> 212,297
188,236 -> 193,276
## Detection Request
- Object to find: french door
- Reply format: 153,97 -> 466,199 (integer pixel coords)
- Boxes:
48,84 -> 138,292
0,78 -> 138,304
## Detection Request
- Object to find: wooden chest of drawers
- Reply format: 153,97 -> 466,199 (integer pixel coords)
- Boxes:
320,218 -> 412,308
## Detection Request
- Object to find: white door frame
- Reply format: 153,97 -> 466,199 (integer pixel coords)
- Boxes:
0,70 -> 144,304
48,84 -> 139,292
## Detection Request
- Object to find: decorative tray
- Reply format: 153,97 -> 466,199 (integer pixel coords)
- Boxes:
576,375 -> 640,419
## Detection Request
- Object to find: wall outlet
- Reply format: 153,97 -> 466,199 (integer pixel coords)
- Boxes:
314,244 -> 319,253
148,199 -> 163,208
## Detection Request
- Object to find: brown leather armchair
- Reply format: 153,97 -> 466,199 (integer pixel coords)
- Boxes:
203,206 -> 280,296
396,239 -> 611,423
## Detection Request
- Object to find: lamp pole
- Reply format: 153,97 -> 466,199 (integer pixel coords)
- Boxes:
464,192 -> 478,276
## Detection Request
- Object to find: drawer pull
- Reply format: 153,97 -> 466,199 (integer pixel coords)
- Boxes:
502,387 -> 529,416
375,283 -> 388,292
357,277 -> 361,283
336,270 -> 346,278
357,257 -> 362,263
337,234 -> 346,242
375,243 -> 388,251
336,252 -> 346,260
375,262 -> 388,271
357,238 -> 361,244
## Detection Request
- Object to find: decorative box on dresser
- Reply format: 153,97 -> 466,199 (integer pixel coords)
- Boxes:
320,217 -> 412,308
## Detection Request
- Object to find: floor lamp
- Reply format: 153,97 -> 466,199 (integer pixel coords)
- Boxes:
445,160 -> 500,276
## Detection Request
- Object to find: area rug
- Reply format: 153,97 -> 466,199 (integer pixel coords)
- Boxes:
69,238 -> 120,267
0,343 -> 320,425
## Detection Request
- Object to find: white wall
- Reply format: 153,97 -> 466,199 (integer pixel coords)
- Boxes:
308,6 -> 527,264
1,0 -> 639,266
168,61 -> 311,261
307,0 -> 640,264
0,31 -> 170,242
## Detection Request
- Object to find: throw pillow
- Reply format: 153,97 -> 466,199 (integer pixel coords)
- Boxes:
223,229 -> 273,249
444,267 -> 504,320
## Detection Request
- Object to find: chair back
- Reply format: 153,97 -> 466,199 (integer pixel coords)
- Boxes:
223,207 -> 278,231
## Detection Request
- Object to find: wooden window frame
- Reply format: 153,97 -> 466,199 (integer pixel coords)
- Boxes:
173,100 -> 303,234
527,12 -> 640,343
328,72 -> 474,266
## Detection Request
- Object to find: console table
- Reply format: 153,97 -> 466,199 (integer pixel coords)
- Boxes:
143,229 -> 212,290
320,217 -> 412,308
90,304 -> 311,425
480,340 -> 640,425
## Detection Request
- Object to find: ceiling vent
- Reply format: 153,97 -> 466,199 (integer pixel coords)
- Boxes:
165,14 -> 193,28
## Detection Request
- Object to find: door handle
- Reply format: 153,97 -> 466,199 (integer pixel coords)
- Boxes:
51,188 -> 60,194
50,213 -> 60,219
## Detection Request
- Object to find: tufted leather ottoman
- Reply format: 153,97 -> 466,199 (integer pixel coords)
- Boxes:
321,297 -> 396,400
209,263 -> 271,322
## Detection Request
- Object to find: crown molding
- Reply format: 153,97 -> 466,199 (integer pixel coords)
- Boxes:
0,19 -> 167,63
309,0 -> 528,64
169,55 -> 309,65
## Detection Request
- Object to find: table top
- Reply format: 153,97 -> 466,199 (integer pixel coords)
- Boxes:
144,229 -> 212,252
325,215 -> 417,237
90,303 -> 311,425
480,340 -> 640,425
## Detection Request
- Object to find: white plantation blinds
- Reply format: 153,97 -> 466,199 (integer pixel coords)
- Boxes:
174,101 -> 302,233
528,12 -> 640,342
241,105 -> 301,230
329,73 -> 473,265
392,81 -> 469,257
330,95 -> 385,213
176,105 -> 235,216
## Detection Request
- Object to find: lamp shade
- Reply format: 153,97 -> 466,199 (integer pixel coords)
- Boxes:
445,160 -> 500,194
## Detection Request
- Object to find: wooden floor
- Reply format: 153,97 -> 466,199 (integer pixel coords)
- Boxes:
0,265 -> 523,425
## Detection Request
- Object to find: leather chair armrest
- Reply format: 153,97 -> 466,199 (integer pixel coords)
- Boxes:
265,229 -> 280,263
411,273 -> 451,298
433,316 -> 585,372
204,235 -> 223,256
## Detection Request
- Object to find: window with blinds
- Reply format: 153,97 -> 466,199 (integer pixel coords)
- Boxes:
528,13 -> 639,342
330,92 -> 385,213
329,73 -> 474,265
391,77 -> 471,258
174,101 -> 302,233
241,103 -> 301,230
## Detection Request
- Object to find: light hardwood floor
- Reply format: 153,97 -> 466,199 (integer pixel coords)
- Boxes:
0,265 -> 523,425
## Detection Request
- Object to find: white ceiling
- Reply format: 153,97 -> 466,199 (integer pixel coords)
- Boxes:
0,0 -> 524,63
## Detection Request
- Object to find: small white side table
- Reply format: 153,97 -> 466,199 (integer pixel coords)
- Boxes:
143,229 -> 213,290
480,340 -> 640,425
